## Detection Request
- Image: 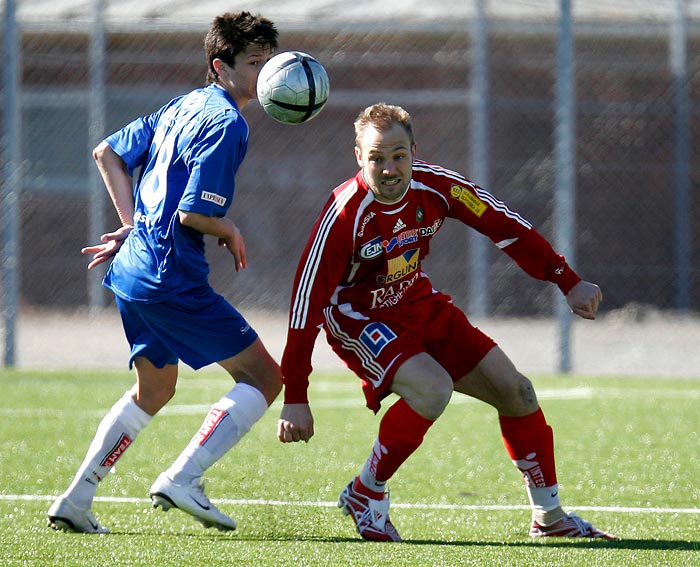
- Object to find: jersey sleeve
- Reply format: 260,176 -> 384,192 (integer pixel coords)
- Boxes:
178,110 -> 248,217
104,104 -> 170,175
281,194 -> 354,404
104,117 -> 153,175
499,228 -> 581,294
446,180 -> 581,294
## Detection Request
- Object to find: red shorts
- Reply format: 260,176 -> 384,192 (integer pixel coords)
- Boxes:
323,295 -> 497,412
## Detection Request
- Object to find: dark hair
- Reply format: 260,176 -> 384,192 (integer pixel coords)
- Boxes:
354,103 -> 415,147
204,11 -> 278,84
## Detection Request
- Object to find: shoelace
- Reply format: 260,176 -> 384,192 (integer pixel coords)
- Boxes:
578,518 -> 599,536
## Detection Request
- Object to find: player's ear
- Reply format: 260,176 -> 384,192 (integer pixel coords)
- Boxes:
212,58 -> 228,77
354,146 -> 363,167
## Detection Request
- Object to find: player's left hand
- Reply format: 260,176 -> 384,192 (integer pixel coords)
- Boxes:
81,225 -> 133,270
218,222 -> 247,272
566,280 -> 603,320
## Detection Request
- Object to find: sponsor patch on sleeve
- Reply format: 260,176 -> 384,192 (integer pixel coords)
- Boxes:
450,184 -> 487,217
201,191 -> 227,207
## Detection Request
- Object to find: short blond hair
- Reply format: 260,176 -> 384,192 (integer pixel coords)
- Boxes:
354,103 -> 414,147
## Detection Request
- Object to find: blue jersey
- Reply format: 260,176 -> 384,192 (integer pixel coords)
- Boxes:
103,84 -> 248,302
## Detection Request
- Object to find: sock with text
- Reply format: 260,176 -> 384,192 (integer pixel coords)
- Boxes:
499,407 -> 562,519
357,398 -> 434,498
166,382 -> 268,485
64,390 -> 152,509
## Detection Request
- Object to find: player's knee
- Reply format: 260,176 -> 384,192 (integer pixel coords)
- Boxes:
391,354 -> 453,420
241,364 -> 283,405
261,373 -> 283,404
499,373 -> 538,415
401,373 -> 453,421
425,375 -> 453,419
133,384 -> 176,415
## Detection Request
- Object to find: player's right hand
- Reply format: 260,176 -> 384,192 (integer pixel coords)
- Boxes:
81,225 -> 133,270
278,403 -> 314,443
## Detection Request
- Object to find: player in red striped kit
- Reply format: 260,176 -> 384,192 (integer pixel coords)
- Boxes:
277,103 -> 616,541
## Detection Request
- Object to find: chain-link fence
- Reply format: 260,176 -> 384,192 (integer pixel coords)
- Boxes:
2,1 -> 699,372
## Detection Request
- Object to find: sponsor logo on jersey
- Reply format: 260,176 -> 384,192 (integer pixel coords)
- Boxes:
134,211 -> 156,227
99,434 -> 133,468
201,191 -> 227,207
419,219 -> 442,237
359,236 -> 384,259
392,218 -> 407,233
382,220 -> 443,253
193,407 -> 229,447
357,212 -> 376,237
383,229 -> 419,252
380,249 -> 419,285
450,184 -> 487,217
359,322 -> 397,356
370,272 -> 420,309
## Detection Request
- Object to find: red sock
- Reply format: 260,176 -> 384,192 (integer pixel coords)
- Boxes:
369,398 -> 434,484
499,407 -> 557,487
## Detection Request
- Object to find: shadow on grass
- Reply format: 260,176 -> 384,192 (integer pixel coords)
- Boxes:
103,530 -> 361,543
401,538 -> 700,551
133,532 -> 699,550
195,534 -> 700,550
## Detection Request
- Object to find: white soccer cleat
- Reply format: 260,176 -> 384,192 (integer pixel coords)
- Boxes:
530,512 -> 617,539
149,473 -> 237,531
47,495 -> 110,534
337,478 -> 402,542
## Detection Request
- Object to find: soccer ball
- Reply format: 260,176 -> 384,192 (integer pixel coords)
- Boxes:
256,51 -> 330,125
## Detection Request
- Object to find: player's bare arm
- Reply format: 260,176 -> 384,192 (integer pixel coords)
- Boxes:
82,142 -> 135,269
566,280 -> 603,320
178,211 -> 247,271
93,141 -> 135,227
278,403 -> 314,443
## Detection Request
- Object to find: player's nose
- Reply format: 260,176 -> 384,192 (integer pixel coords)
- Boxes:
382,160 -> 398,175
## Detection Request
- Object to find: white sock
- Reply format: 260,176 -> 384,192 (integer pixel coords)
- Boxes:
166,383 -> 268,485
64,391 -> 151,509
528,484 -> 566,524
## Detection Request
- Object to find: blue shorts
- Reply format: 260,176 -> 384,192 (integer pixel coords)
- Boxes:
114,286 -> 258,370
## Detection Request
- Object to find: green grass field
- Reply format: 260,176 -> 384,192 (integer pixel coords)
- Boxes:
0,369 -> 698,566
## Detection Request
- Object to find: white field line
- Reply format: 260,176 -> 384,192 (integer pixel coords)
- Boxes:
1,493 -> 698,515
0,387 -> 596,418
6,385 -> 700,418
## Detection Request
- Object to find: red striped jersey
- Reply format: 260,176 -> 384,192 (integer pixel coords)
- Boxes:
281,159 -> 580,402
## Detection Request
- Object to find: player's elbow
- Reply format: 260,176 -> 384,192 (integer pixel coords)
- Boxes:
179,210 -> 204,229
92,140 -> 111,163
179,210 -> 192,227
93,141 -> 125,174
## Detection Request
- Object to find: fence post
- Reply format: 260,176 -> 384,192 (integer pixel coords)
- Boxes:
88,0 -> 108,310
671,0 -> 690,312
554,0 -> 575,373
2,0 -> 20,368
468,0 -> 491,317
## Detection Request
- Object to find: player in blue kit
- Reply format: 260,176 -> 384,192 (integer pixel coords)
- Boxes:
47,12 -> 282,533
